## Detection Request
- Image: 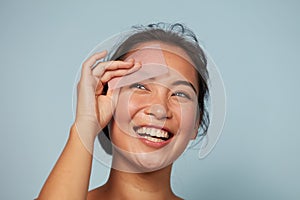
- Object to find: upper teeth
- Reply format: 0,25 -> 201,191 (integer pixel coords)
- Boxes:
136,127 -> 169,139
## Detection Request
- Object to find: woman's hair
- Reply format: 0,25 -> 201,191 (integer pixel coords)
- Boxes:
99,22 -> 210,154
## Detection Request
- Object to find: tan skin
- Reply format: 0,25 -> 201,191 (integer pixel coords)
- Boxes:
37,41 -> 199,200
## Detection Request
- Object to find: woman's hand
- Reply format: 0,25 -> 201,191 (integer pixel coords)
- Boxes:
37,51 -> 141,200
74,51 -> 141,144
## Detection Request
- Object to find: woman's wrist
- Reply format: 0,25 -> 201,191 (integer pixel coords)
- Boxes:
70,123 -> 97,153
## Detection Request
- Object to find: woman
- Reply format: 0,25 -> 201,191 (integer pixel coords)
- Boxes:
37,22 -> 210,200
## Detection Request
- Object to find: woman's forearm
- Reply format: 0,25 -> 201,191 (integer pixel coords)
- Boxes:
36,125 -> 94,200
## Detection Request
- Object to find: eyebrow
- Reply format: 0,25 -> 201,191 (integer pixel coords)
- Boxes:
172,80 -> 198,94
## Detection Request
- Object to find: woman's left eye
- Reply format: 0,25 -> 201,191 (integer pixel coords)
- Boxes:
130,83 -> 147,90
172,91 -> 191,99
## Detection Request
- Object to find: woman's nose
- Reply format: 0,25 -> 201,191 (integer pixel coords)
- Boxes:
144,103 -> 172,120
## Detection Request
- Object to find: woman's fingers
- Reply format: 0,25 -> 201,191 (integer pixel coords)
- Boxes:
79,52 -> 141,98
81,50 -> 108,77
100,62 -> 141,83
94,62 -> 141,96
91,59 -> 136,77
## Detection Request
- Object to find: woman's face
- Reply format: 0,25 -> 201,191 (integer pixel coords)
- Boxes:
109,42 -> 200,172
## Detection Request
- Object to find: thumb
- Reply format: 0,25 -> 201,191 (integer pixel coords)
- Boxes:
96,95 -> 115,129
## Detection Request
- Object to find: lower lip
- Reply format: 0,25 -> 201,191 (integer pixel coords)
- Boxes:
137,135 -> 172,148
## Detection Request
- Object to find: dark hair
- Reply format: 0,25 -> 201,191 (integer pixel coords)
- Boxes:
99,22 -> 210,154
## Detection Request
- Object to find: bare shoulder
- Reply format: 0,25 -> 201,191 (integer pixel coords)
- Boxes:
87,185 -> 109,200
172,195 -> 184,200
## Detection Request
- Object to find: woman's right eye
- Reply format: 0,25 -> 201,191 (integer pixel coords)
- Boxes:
129,83 -> 147,90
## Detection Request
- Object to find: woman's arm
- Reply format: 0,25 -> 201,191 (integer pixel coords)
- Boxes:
36,125 -> 94,200
36,51 -> 140,200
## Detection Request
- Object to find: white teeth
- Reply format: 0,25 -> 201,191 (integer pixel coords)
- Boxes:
136,127 -> 169,139
145,136 -> 164,143
150,128 -> 155,135
137,128 -> 144,134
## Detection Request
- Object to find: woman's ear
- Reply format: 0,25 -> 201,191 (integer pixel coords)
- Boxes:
190,127 -> 198,140
190,118 -> 200,140
190,109 -> 201,140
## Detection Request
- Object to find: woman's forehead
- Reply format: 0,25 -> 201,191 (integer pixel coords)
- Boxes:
109,42 -> 199,91
132,42 -> 199,88
130,41 -> 195,65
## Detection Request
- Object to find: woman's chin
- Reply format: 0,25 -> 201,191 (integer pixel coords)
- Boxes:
111,147 -> 176,173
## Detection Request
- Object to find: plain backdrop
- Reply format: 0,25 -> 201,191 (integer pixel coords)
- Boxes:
0,0 -> 299,199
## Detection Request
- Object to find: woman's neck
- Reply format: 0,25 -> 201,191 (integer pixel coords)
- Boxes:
101,166 -> 181,200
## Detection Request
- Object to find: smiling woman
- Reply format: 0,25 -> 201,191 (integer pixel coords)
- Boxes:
36,22 -> 210,200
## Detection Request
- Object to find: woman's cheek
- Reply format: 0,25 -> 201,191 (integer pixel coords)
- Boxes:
179,105 -> 198,135
127,93 -> 147,116
114,91 -> 144,125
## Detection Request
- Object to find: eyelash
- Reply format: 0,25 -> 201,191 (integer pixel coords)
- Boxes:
172,91 -> 192,100
130,83 -> 148,90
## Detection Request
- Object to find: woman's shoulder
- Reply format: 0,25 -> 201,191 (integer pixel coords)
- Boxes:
87,185 -> 108,200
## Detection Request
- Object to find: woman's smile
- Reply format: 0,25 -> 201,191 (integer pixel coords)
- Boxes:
134,125 -> 173,148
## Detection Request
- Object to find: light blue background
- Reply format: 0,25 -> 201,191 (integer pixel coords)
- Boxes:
1,0 -> 299,199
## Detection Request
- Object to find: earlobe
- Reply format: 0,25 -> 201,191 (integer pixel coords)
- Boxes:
190,109 -> 201,140
190,125 -> 199,140
190,115 -> 201,140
